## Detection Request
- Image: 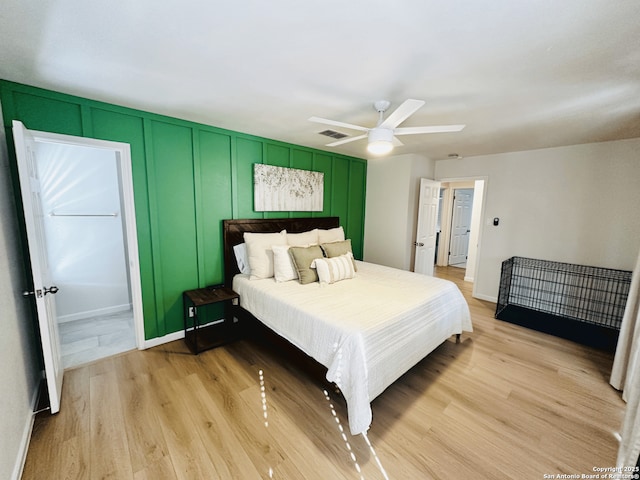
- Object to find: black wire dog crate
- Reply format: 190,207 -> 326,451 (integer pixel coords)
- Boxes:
496,256 -> 632,351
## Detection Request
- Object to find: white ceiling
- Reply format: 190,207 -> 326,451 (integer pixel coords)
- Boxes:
1,0 -> 639,160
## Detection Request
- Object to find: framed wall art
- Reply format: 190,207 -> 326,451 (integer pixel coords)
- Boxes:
253,164 -> 324,212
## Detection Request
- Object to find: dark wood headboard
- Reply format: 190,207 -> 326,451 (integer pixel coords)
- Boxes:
222,217 -> 340,287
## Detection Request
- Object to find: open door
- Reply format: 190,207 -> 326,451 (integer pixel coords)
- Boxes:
414,178 -> 441,276
13,120 -> 64,413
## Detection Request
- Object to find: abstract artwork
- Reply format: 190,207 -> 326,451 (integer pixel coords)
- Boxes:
254,164 -> 324,211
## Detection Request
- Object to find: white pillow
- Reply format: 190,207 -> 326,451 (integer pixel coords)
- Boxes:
287,229 -> 318,246
233,243 -> 251,275
272,244 -> 299,282
318,226 -> 345,244
243,230 -> 287,280
312,252 -> 356,285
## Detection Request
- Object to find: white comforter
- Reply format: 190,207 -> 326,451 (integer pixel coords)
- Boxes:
233,260 -> 472,435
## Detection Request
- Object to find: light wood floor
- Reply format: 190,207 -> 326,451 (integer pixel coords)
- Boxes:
22,267 -> 625,479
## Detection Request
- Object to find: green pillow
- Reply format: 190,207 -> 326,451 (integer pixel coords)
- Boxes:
320,239 -> 357,271
289,245 -> 324,284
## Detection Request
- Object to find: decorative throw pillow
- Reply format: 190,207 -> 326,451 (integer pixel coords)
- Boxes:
320,239 -> 357,271
272,244 -> 299,282
287,229 -> 319,246
243,230 -> 287,280
318,226 -> 345,244
288,245 -> 324,284
312,253 -> 356,285
233,243 -> 251,275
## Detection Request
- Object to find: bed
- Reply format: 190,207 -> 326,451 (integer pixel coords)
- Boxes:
223,217 -> 472,435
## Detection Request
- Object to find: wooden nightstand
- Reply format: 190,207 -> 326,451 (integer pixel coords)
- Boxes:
183,286 -> 240,354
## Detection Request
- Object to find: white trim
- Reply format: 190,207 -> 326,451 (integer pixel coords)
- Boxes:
473,293 -> 498,303
11,373 -> 42,480
141,317 -> 227,349
437,187 -> 454,267
57,303 -> 132,324
436,175 -> 490,300
27,129 -> 145,351
464,275 -> 474,283
143,330 -> 185,349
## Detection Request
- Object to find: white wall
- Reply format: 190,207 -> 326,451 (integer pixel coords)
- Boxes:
0,113 -> 41,480
364,153 -> 434,270
435,138 -> 640,301
36,142 -> 130,321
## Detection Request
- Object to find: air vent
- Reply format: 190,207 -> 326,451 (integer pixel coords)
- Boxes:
318,129 -> 348,140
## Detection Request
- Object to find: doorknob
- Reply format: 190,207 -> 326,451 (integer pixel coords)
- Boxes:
44,286 -> 59,295
23,286 -> 59,298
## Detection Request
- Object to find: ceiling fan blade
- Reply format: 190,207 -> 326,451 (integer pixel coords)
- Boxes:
309,116 -> 369,132
379,99 -> 425,129
394,124 -> 466,135
392,136 -> 404,146
326,134 -> 368,147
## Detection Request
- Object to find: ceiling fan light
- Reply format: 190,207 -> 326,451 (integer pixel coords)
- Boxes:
367,140 -> 394,155
367,128 -> 394,155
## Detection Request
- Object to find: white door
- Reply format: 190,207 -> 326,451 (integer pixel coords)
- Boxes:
414,178 -> 441,276
13,120 -> 64,413
449,188 -> 473,265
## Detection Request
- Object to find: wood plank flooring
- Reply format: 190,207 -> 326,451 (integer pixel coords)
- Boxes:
22,267 -> 625,479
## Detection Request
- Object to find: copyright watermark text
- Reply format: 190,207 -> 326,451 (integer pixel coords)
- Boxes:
542,467 -> 640,479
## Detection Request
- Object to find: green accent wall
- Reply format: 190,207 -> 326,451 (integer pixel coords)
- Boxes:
0,80 -> 367,340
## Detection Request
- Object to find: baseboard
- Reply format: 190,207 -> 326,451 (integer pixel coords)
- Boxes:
11,373 -> 42,480
141,317 -> 227,349
143,330 -> 184,349
464,275 -> 474,283
473,292 -> 498,303
57,303 -> 132,323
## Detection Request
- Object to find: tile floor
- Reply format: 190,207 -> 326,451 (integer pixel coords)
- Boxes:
58,310 -> 136,369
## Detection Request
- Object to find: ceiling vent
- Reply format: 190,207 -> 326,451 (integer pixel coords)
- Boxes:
318,129 -> 348,140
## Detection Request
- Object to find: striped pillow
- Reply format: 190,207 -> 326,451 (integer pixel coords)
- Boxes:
312,253 -> 356,285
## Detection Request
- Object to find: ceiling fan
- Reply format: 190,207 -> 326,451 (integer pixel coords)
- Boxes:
309,99 -> 465,156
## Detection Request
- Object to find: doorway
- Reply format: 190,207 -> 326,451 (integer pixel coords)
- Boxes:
30,131 -> 144,369
436,179 -> 486,287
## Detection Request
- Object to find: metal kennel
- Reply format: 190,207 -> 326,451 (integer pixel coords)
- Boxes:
496,256 -> 632,350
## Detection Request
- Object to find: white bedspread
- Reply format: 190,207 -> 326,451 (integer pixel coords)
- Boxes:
233,260 -> 472,435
